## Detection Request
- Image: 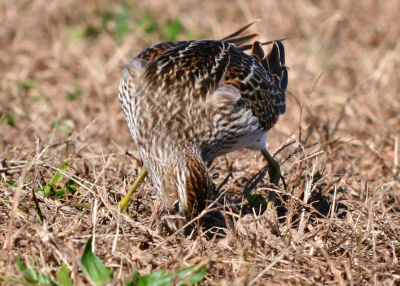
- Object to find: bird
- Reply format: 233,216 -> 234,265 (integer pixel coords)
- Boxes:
117,22 -> 288,224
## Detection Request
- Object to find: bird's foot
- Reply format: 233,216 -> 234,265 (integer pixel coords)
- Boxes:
118,166 -> 148,213
261,149 -> 281,210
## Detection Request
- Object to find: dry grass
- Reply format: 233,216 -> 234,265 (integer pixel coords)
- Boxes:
1,0 -> 400,285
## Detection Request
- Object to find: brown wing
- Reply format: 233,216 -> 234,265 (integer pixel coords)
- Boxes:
223,41 -> 288,129
135,23 -> 288,131
136,41 -> 184,62
137,40 -> 287,130
143,40 -> 231,98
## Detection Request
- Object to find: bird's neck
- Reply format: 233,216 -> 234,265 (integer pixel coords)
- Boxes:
145,149 -> 212,218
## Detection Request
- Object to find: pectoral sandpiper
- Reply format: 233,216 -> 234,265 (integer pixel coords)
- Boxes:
118,22 -> 288,224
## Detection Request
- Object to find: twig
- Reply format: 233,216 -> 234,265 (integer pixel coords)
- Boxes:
249,246 -> 290,285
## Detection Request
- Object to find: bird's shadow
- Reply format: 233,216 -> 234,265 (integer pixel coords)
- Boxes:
200,165 -> 273,236
199,167 -> 348,239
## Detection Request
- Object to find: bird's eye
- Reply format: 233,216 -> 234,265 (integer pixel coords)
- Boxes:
173,201 -> 180,213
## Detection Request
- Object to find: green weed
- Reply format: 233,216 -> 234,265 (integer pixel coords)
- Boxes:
6,237 -> 206,286
36,158 -> 78,198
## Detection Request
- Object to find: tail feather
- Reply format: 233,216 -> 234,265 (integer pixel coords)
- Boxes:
239,37 -> 289,52
266,41 -> 288,91
250,41 -> 270,74
223,33 -> 259,47
275,41 -> 285,65
266,42 -> 281,74
220,20 -> 259,42
280,66 -> 288,91
221,22 -> 288,91
250,40 -> 265,62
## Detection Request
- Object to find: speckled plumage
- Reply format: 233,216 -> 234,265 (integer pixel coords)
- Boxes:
118,24 -> 288,219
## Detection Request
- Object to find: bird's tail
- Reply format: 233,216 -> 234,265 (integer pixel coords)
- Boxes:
221,22 -> 288,91
249,40 -> 288,92
220,21 -> 260,47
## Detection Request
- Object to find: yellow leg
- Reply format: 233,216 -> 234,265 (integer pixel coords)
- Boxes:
261,149 -> 280,210
119,166 -> 148,212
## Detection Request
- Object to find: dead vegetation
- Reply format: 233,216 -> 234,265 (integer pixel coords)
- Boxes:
1,0 -> 400,285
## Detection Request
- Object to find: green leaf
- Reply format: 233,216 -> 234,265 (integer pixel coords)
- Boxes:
6,180 -> 16,186
81,236 -> 112,285
37,271 -> 60,286
184,29 -> 196,40
177,265 -> 207,285
163,19 -> 183,41
125,270 -> 137,286
126,269 -> 172,286
43,184 -> 52,197
65,179 -> 78,193
38,160 -> 77,198
48,158 -> 70,188
69,26 -> 85,40
30,93 -> 44,103
22,268 -> 39,283
66,85 -> 82,101
115,2 -> 132,40
102,11 -> 113,30
56,264 -> 72,286
16,257 -> 27,272
0,276 -> 27,284
247,193 -> 267,206
126,265 -> 207,286
38,158 -> 71,197
84,25 -> 100,38
15,257 -> 60,285
149,270 -> 173,285
18,79 -> 37,91
5,110 -> 16,127
55,187 -> 67,198
176,265 -> 196,277
136,13 -> 158,35
51,118 -> 72,135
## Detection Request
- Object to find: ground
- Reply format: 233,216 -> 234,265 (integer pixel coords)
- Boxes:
0,0 -> 399,285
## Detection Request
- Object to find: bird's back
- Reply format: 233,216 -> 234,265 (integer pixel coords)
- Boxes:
138,40 -> 286,126
119,27 -> 288,162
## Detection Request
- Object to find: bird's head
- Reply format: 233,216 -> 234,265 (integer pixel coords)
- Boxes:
157,151 -> 213,219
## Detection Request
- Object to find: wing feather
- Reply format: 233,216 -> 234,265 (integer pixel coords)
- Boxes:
126,24 -> 288,131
